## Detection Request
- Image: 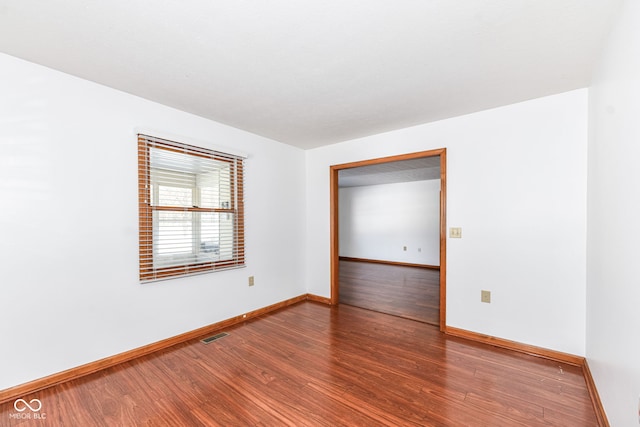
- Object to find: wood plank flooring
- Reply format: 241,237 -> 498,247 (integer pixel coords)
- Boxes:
0,302 -> 598,426
340,259 -> 440,325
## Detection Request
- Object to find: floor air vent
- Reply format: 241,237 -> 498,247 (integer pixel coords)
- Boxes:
200,332 -> 229,344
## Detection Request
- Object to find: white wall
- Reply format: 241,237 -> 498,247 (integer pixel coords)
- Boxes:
306,89 -> 588,355
0,53 -> 306,390
339,180 -> 441,265
587,0 -> 640,424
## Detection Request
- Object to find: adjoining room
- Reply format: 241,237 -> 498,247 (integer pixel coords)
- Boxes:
337,155 -> 443,326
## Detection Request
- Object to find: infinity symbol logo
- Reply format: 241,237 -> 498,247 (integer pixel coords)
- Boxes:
14,398 -> 42,412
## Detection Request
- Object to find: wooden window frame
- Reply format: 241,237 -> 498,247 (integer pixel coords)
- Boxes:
138,135 -> 245,282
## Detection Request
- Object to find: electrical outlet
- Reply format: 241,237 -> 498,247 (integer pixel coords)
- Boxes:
248,276 -> 255,286
449,227 -> 462,238
481,290 -> 491,303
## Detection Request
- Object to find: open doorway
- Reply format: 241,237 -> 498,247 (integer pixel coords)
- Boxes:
330,148 -> 446,330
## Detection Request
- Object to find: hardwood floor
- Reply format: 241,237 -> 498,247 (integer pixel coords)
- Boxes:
0,302 -> 598,426
340,259 -> 440,325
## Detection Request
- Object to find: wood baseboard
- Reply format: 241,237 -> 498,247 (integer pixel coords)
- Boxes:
0,293 -> 316,405
444,326 -> 609,426
339,256 -> 440,270
306,293 -> 332,305
582,359 -> 610,427
444,326 -> 584,366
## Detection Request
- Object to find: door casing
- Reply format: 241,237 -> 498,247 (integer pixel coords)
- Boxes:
329,148 -> 447,330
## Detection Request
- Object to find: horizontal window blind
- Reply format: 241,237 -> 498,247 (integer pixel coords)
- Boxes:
138,134 -> 245,282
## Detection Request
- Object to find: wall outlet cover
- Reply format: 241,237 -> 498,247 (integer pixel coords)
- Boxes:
481,290 -> 491,303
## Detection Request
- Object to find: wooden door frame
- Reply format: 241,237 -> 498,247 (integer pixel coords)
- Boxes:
330,148 -> 447,331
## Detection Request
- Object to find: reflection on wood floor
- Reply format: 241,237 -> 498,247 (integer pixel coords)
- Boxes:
339,259 -> 440,325
0,302 -> 598,426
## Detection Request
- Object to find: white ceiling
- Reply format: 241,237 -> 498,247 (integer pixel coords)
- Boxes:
339,157 -> 440,188
0,1 -> 620,150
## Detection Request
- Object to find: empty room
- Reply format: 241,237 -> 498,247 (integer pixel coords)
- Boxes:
1,1 -> 638,426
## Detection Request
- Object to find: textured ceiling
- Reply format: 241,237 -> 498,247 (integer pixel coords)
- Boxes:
339,157 -> 440,187
0,1 -> 621,149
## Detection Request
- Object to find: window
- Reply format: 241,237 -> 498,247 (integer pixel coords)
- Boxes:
138,134 -> 245,282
